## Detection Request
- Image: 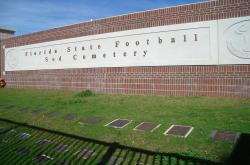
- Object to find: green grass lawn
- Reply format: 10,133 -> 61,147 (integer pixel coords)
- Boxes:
0,88 -> 250,164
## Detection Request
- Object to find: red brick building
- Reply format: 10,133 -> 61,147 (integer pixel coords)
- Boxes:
1,0 -> 250,97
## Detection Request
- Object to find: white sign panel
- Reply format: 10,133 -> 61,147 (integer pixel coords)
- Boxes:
4,16 -> 250,71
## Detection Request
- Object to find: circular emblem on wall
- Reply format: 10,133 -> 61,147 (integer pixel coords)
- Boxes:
6,50 -> 19,69
224,19 -> 250,59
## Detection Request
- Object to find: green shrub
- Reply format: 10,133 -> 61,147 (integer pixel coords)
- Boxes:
75,89 -> 94,97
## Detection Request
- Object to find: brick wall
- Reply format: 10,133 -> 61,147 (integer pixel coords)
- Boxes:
0,41 -> 2,79
1,0 -> 250,97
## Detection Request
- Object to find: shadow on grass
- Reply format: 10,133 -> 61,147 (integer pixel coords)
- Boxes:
225,133 -> 250,165
0,118 -> 220,165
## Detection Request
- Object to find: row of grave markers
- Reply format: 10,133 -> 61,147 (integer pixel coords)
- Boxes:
0,130 -> 138,164
0,104 -> 243,165
1,131 -> 101,164
0,123 -> 240,165
0,104 -> 241,141
104,119 -> 194,138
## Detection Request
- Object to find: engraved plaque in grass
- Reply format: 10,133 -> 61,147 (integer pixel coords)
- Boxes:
105,119 -> 131,128
210,130 -> 240,142
63,114 -> 78,120
74,149 -> 96,159
15,147 -> 30,154
134,122 -> 160,132
55,144 -> 70,153
46,111 -> 61,118
79,117 -> 102,125
33,154 -> 53,163
164,125 -> 193,138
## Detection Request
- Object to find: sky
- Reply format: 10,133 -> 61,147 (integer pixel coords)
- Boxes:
0,0 -> 207,36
